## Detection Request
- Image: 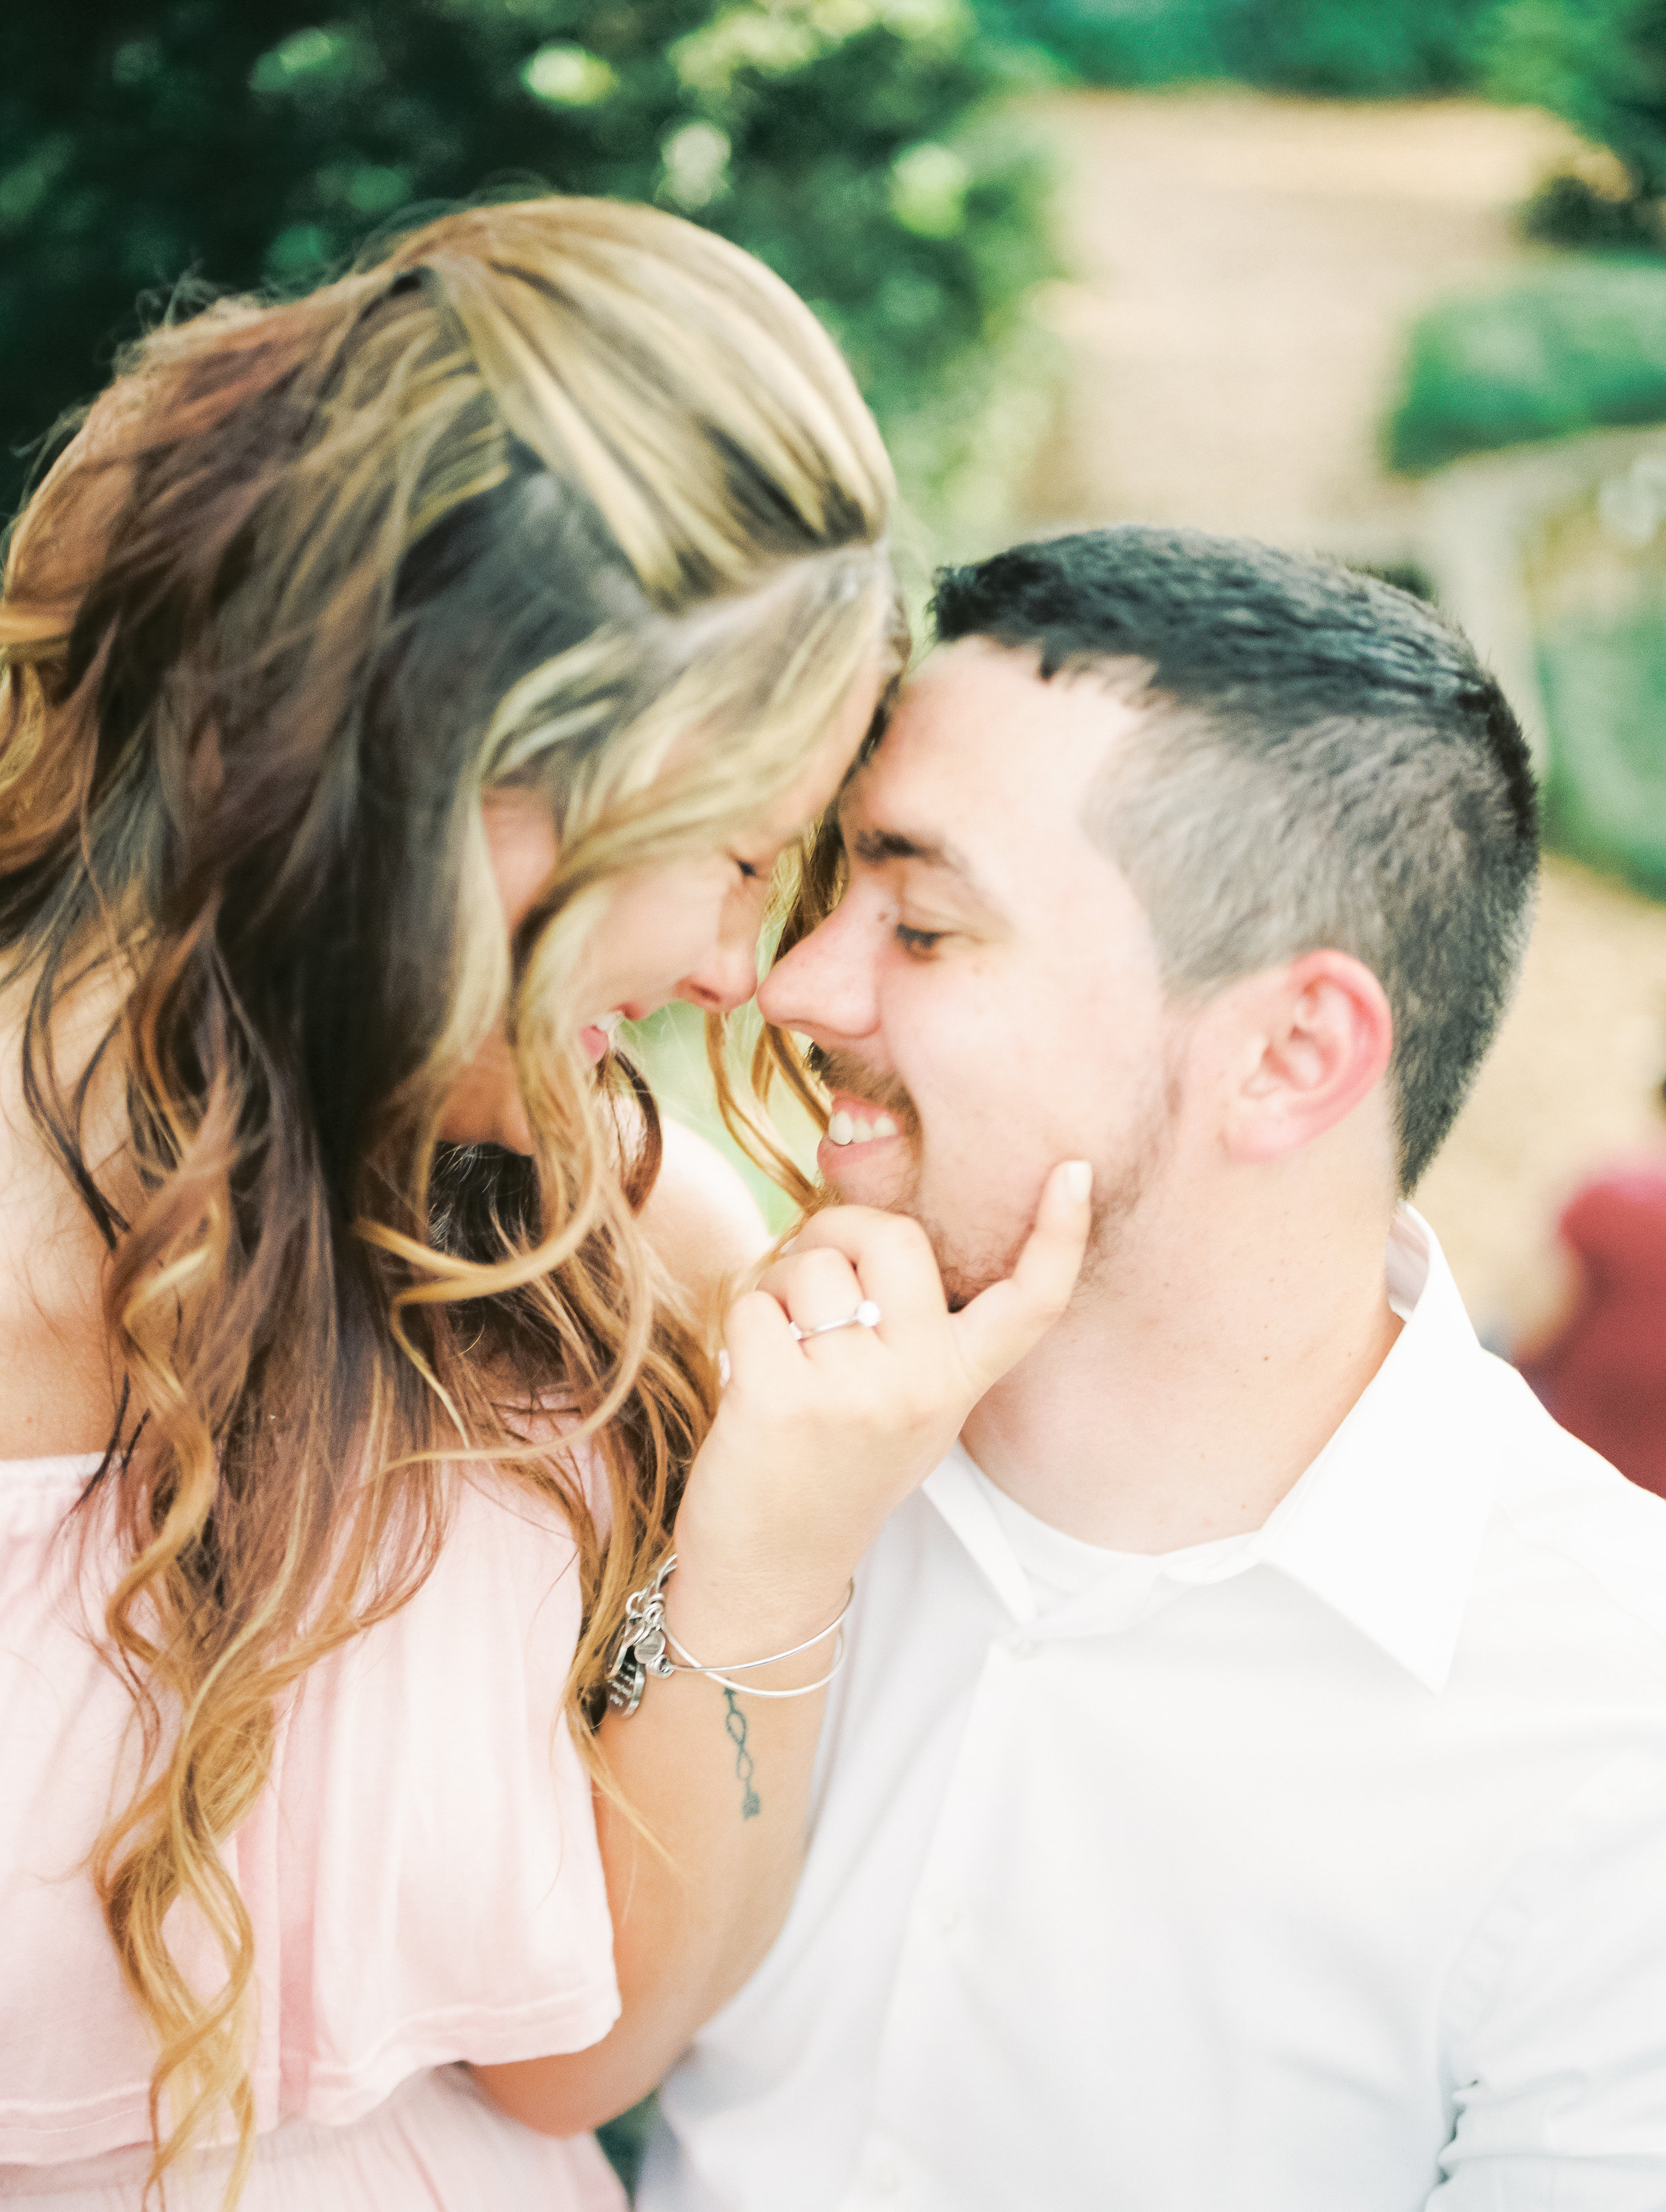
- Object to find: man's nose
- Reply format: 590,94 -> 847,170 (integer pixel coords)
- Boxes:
758,899 -> 877,1042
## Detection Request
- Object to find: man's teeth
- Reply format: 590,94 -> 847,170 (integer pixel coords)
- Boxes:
594,1012 -> 624,1035
826,1109 -> 900,1147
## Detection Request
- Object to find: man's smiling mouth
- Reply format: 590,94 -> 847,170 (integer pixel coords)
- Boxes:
808,1053 -> 918,1158
826,1106 -> 901,1147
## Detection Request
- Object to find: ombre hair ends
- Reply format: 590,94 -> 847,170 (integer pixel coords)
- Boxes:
0,197 -> 895,2203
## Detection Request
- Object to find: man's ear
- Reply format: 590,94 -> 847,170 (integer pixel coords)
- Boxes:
1217,951 -> 1393,1165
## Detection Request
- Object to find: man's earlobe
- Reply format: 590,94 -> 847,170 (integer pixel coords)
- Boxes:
1223,951 -> 1393,1165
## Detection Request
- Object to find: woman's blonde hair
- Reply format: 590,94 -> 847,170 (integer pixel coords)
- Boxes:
0,197 -> 894,2202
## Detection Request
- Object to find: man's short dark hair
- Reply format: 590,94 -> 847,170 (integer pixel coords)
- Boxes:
932,526 -> 1538,1189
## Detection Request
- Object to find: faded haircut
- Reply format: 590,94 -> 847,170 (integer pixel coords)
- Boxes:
931,526 -> 1539,1189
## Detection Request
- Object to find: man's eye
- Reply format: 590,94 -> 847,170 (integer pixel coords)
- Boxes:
896,924 -> 944,955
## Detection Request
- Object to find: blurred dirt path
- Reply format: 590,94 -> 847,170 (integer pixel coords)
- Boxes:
1014,89 -> 1666,1333
1017,89 -> 1574,548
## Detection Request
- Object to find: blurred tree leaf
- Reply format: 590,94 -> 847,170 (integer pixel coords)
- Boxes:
974,0 -> 1501,95
1488,0 -> 1666,208
1386,259 -> 1666,473
0,0 -> 1050,522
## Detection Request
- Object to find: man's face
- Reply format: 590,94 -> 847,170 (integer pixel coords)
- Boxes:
758,638 -> 1189,1306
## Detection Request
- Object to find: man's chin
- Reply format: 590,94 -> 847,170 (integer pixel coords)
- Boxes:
886,1195 -> 1024,1314
814,1145 -> 1024,1309
936,1245 -> 1023,1313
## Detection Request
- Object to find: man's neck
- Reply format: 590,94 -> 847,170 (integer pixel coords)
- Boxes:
960,1180 -> 1404,1555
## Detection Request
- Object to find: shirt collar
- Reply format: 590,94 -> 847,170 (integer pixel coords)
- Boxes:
926,1207 -> 1502,1694
1251,1207 -> 1498,1694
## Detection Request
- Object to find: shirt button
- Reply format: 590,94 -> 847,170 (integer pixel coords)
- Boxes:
936,1901 -> 962,1934
868,2161 -> 902,2195
1008,1638 -> 1038,1658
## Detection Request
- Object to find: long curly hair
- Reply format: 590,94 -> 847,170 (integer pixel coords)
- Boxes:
0,197 -> 894,2202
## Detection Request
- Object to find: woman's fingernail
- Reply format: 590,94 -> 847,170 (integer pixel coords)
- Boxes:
1064,1161 -> 1093,1203
718,1349 -> 732,1387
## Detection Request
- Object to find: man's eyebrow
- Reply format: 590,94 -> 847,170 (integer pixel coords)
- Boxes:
849,826 -> 965,873
846,824 -> 1001,911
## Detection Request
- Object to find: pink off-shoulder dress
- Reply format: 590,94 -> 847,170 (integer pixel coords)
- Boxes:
0,1452 -> 626,2210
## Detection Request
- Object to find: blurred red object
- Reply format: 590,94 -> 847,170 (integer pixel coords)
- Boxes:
1521,1160 -> 1666,1498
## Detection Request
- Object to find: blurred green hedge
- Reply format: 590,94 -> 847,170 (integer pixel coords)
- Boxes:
976,0 -> 1501,95
1482,0 -> 1666,251
1539,605 -> 1666,892
1386,261 -> 1666,474
0,0 -> 1051,530
1488,0 -> 1666,211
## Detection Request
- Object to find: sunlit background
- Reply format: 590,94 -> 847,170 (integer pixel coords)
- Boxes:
7,0 -> 1666,1347
8,3 -> 1666,2185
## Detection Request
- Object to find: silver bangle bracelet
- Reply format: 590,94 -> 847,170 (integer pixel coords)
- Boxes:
660,1622 -> 850,1700
604,1553 -> 855,1716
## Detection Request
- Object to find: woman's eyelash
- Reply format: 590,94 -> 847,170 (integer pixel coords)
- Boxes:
732,856 -> 762,881
896,924 -> 944,953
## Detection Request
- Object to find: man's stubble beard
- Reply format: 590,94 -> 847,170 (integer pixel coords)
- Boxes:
809,1045 -> 1178,1313
923,1109 -> 1171,1311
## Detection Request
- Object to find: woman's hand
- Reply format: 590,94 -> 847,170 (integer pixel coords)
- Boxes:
668,1159 -> 1094,1647
472,1161 -> 1092,2139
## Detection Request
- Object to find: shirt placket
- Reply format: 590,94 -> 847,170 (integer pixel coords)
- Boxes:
834,1556 -> 1213,2212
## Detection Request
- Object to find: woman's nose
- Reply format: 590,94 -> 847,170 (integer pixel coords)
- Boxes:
675,931 -> 760,1017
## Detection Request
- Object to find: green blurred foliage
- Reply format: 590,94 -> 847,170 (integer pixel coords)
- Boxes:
0,0 -> 1052,526
596,2091 -> 658,2193
974,0 -> 1502,95
1488,0 -> 1666,205
1540,606 -> 1666,893
1377,0 -> 1666,478
1519,172 -> 1665,252
1525,449 -> 1666,894
1386,261 -> 1666,473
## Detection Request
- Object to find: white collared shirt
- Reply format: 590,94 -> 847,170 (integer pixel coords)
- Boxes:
641,1211 -> 1666,2212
